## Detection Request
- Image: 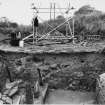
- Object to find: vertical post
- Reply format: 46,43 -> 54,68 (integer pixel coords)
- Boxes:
72,17 -> 75,44
73,18 -> 74,38
50,3 -> 52,21
54,3 -> 56,20
33,19 -> 35,44
66,12 -> 72,37
66,23 -> 68,36
6,65 -> 13,82
35,27 -> 37,44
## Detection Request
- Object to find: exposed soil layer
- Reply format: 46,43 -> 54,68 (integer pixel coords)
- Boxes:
0,51 -> 105,92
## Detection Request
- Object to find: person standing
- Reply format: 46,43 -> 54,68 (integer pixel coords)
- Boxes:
17,31 -> 21,40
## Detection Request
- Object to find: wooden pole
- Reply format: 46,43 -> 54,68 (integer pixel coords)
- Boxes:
73,18 -> 75,44
5,64 -> 13,82
67,21 -> 73,36
54,3 -> 56,20
66,23 -> 68,36
35,27 -> 37,44
50,3 -> 52,21
37,68 -> 43,86
33,19 -> 35,44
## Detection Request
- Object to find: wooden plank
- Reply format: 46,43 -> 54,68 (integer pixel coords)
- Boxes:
34,83 -> 48,104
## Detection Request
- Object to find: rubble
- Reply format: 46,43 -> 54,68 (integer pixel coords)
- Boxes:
4,80 -> 22,97
50,64 -> 58,69
8,86 -> 18,97
0,100 -> 3,104
73,72 -> 84,77
1,95 -> 12,104
38,65 -> 49,71
12,95 -> 21,104
0,79 -> 23,104
4,96 -> 12,104
99,73 -> 105,89
13,94 -> 25,104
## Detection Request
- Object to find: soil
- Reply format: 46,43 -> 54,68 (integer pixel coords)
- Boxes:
0,43 -> 105,93
0,43 -> 105,104
45,89 -> 96,104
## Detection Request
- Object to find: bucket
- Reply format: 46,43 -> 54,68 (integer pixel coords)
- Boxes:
19,40 -> 24,47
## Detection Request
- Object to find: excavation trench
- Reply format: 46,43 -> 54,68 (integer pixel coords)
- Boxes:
0,51 -> 105,104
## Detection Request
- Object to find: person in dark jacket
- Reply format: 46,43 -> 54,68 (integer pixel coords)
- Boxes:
33,16 -> 39,27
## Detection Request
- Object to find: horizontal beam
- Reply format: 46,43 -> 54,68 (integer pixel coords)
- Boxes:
45,38 -> 73,40
34,12 -> 67,13
34,8 -> 68,9
23,37 -> 73,40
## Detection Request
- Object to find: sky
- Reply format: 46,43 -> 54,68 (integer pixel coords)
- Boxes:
0,0 -> 104,25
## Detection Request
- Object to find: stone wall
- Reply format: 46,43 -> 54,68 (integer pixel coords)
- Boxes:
0,51 -> 105,92
32,53 -> 105,91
